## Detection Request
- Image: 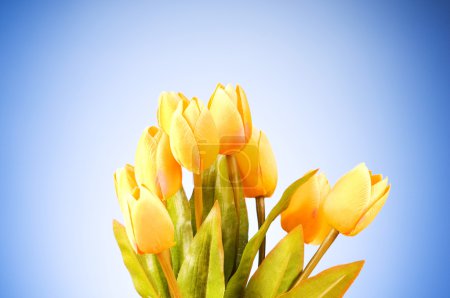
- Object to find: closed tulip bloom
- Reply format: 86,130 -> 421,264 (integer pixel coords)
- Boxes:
235,128 -> 277,198
135,126 -> 182,200
114,165 -> 138,248
157,91 -> 189,134
114,168 -> 175,254
281,172 -> 332,244
170,98 -> 219,174
323,163 -> 391,236
128,186 -> 176,254
208,83 -> 252,155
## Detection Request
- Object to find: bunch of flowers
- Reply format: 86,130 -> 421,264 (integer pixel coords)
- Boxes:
113,83 -> 391,298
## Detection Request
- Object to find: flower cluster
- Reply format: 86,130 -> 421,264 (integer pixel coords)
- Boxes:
113,83 -> 391,298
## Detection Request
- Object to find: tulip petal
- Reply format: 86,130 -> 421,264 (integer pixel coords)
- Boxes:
349,185 -> 391,236
235,128 -> 264,197
156,133 -> 182,199
310,174 -> 332,245
370,173 -> 383,185
193,105 -> 219,171
135,127 -> 161,196
170,102 -> 200,173
114,165 -> 138,247
131,187 -> 175,254
209,87 -> 245,154
281,173 -> 321,243
114,165 -> 137,209
236,85 -> 252,142
324,163 -> 371,235
183,99 -> 201,131
125,194 -> 138,251
258,130 -> 277,197
224,84 -> 239,105
371,177 -> 388,203
158,92 -> 187,134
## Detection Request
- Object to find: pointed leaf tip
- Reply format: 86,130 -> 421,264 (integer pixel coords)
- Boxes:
278,260 -> 365,298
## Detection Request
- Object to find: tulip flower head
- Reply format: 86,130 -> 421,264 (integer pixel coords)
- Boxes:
135,126 -> 182,200
114,166 -> 175,254
235,128 -> 277,198
208,83 -> 252,155
114,165 -> 138,248
281,172 -> 332,244
157,91 -> 190,134
323,163 -> 391,236
169,97 -> 219,174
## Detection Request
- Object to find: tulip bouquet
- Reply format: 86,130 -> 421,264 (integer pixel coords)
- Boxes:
113,84 -> 391,298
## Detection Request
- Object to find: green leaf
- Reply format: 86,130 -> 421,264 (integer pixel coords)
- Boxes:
244,226 -> 304,298
189,162 -> 218,237
235,187 -> 248,270
145,254 -> 170,298
189,190 -> 197,236
224,169 -> 318,298
202,161 -> 218,220
112,220 -> 160,298
177,201 -> 225,298
224,154 -> 248,271
215,155 -> 239,282
278,261 -> 364,298
166,188 -> 193,277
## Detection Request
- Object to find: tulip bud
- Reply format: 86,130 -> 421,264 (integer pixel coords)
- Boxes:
114,164 -> 137,203
135,126 -> 182,200
114,165 -> 138,249
129,186 -> 176,254
235,128 -> 277,198
281,172 -> 332,244
208,83 -> 252,155
114,167 -> 175,254
323,163 -> 391,236
157,91 -> 190,134
169,98 -> 219,174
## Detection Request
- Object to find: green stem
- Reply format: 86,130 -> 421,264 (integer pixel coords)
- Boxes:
292,229 -> 339,288
193,172 -> 203,229
156,250 -> 182,298
226,154 -> 244,270
226,155 -> 241,216
255,196 -> 266,265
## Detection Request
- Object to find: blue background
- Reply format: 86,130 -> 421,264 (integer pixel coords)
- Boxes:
1,1 -> 449,297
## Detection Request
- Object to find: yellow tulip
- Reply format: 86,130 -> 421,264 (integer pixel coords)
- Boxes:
129,186 -> 176,254
157,91 -> 189,134
169,97 -> 219,174
281,172 -> 332,244
323,163 -> 391,236
114,166 -> 175,254
114,165 -> 137,249
235,128 -> 277,198
135,126 -> 182,200
208,83 -> 252,155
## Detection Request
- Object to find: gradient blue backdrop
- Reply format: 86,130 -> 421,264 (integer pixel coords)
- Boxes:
1,1 -> 449,297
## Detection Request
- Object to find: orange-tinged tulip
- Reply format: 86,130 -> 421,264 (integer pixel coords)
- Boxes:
135,126 -> 182,200
157,91 -> 189,134
323,163 -> 391,236
114,167 -> 175,254
169,98 -> 219,174
208,83 -> 252,155
129,186 -> 175,254
235,128 -> 277,198
281,172 -> 332,244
